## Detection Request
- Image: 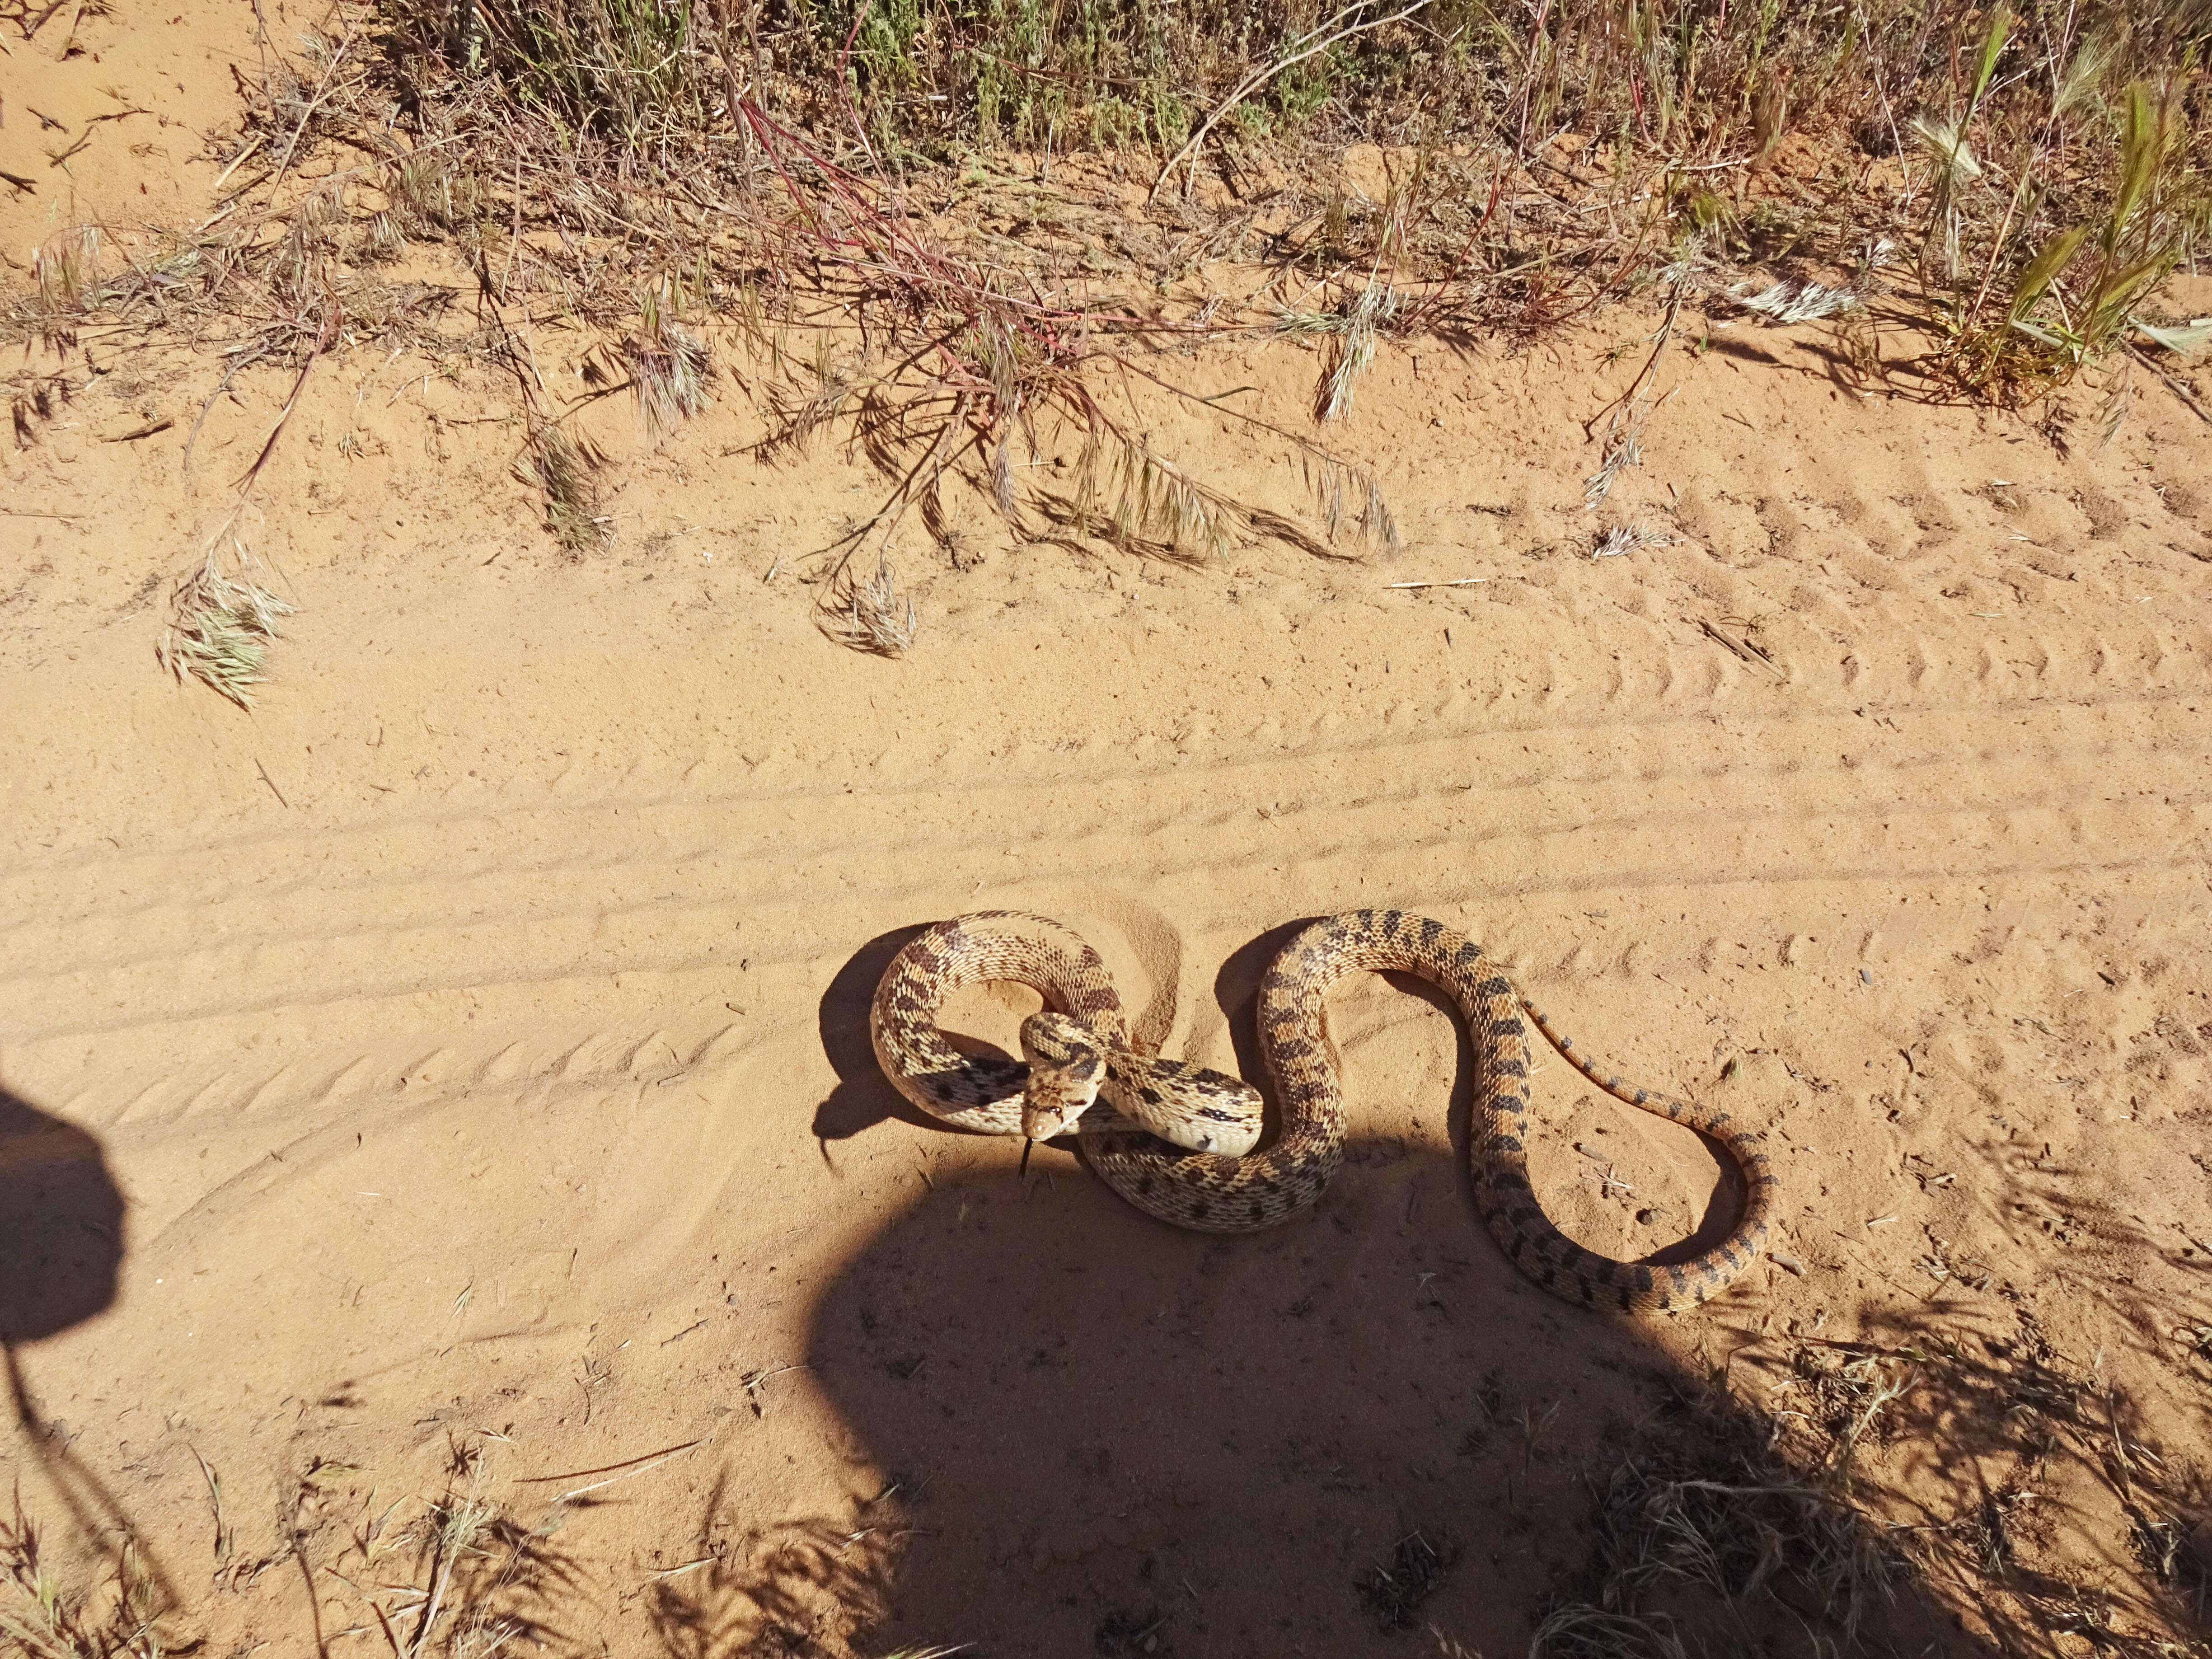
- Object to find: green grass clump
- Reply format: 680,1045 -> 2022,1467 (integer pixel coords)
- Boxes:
438,0 -> 720,140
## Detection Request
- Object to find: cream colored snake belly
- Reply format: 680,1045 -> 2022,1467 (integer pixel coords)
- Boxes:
869,909 -> 1777,1313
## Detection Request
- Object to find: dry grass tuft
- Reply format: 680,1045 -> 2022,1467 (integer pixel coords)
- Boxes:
1591,523 -> 1676,561
1084,433 -> 1242,563
31,228 -> 102,314
646,1483 -> 914,1659
1528,1602 -> 1688,1659
1732,279 -> 1866,325
1520,1453 -> 1907,1659
8,374 -> 72,450
0,1490 -> 170,1659
317,1445 -> 581,1659
828,554 -> 922,658
516,426 -> 611,554
1355,1528 -> 1457,1632
155,539 -> 298,709
625,289 -> 716,437
1279,279 -> 1402,424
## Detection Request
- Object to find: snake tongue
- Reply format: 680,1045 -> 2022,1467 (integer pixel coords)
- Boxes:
1018,1137 -> 1034,1178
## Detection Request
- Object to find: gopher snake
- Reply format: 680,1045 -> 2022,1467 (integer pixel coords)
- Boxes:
870,909 -> 1777,1313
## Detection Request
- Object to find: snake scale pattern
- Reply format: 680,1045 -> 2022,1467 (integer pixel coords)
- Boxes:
870,908 -> 1777,1313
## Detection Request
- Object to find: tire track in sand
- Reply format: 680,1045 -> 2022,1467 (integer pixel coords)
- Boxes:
5,667 -> 2207,1142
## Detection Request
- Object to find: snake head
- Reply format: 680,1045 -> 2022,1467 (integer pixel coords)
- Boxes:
1017,1011 -> 1107,1139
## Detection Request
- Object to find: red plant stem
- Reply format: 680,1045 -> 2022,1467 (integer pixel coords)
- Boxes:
234,298 -> 339,494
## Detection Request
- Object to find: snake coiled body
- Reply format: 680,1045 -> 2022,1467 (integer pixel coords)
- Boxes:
870,909 -> 1777,1313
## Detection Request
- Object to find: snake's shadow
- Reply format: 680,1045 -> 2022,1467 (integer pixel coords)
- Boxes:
811,923 -> 964,1145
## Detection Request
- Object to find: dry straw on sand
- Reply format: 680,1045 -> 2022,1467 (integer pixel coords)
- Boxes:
155,538 -> 297,708
10,0 -> 2208,676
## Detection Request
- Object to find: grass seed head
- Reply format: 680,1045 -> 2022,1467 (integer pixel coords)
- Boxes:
840,556 -> 919,656
158,544 -> 297,708
625,314 -> 714,435
517,426 -> 610,553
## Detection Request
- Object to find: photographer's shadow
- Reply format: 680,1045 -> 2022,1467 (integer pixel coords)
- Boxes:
663,927 -> 1964,1657
1,1085 -> 123,1348
2,1083 -> 150,1592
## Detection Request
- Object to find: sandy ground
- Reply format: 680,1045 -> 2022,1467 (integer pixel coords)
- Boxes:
7,5 -> 2212,1657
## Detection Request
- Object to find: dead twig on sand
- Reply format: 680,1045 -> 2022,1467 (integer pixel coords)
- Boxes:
2128,343 -> 2212,426
1695,616 -> 1783,677
234,300 -> 339,494
1584,264 -> 1692,508
518,1437 -> 708,1504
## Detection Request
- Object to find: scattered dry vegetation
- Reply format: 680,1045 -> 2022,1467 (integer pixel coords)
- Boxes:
1470,1311 -> 2212,1659
9,1323 -> 2207,1658
0,1486 -> 169,1659
5,0 -> 2210,671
